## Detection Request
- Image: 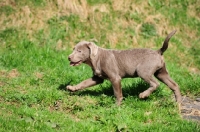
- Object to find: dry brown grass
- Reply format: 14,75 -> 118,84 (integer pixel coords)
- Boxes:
0,0 -> 197,36
0,3 -> 52,37
0,0 -> 181,41
57,0 -> 89,18
187,1 -> 200,20
0,1 -> 174,36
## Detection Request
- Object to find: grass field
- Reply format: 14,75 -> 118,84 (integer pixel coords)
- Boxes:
0,0 -> 200,131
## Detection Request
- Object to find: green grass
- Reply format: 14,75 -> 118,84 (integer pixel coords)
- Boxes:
0,5 -> 15,16
0,0 -> 200,131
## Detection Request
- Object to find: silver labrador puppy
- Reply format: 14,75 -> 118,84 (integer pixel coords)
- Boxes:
67,30 -> 182,105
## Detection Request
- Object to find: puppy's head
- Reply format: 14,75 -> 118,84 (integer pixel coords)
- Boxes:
68,41 -> 98,66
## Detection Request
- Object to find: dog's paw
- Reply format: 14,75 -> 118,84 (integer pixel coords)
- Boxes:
66,85 -> 76,92
139,91 -> 150,99
116,97 -> 123,106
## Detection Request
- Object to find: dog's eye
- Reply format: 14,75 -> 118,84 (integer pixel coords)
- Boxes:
77,50 -> 82,53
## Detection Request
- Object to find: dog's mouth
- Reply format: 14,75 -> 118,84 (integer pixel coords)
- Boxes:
70,60 -> 82,66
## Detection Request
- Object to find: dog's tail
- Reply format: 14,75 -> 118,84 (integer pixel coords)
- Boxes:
158,30 -> 176,55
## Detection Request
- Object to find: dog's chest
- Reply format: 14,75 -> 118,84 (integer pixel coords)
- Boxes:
94,70 -> 105,78
93,69 -> 108,79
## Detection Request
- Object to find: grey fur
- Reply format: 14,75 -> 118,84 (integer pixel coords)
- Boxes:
67,30 -> 182,105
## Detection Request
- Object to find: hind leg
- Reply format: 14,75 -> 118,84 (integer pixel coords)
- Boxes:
136,64 -> 160,99
155,64 -> 182,103
139,75 -> 160,99
139,77 -> 160,99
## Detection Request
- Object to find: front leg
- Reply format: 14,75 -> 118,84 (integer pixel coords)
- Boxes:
66,76 -> 104,91
110,76 -> 123,105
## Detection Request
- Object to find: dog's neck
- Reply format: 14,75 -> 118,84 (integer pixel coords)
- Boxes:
84,56 -> 102,77
84,59 -> 92,67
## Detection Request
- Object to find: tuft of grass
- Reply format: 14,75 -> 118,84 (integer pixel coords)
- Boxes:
14,0 -> 46,6
190,38 -> 200,68
87,0 -> 111,5
0,5 -> 15,16
140,23 -> 157,38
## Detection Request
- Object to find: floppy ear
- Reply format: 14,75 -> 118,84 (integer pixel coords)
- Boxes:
86,42 -> 98,59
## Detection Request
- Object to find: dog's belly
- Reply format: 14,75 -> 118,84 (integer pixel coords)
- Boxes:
121,69 -> 138,78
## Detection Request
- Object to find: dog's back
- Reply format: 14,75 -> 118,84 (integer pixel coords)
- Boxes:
106,48 -> 162,77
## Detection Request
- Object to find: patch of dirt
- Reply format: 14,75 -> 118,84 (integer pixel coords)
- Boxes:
180,96 -> 200,122
0,69 -> 20,86
35,72 -> 43,79
49,100 -> 63,112
8,69 -> 20,78
0,81 -> 5,87
0,69 -> 20,78
0,70 -> 7,77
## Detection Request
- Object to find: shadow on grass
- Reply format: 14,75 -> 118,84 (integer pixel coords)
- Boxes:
58,80 -> 149,98
57,80 -> 72,91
